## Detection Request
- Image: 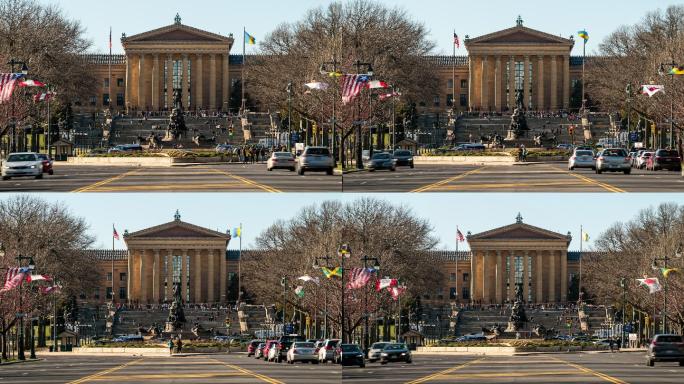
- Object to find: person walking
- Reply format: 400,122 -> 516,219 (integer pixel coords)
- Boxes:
176,338 -> 183,354
168,339 -> 175,356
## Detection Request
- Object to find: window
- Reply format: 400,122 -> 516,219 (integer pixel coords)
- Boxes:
119,272 -> 127,282
446,94 -> 454,107
449,273 -> 456,282
447,79 -> 454,89
106,287 -> 113,299
89,96 -> 97,106
450,287 -> 457,300
119,287 -> 127,300
460,80 -> 468,89
462,273 -> 470,283
104,78 -> 110,88
433,96 -> 440,107
461,287 -> 470,300
79,293 -> 86,299
117,93 -> 125,106
117,78 -> 124,87
106,272 -> 112,282
460,94 -> 468,107
103,93 -> 110,106
94,290 -> 100,299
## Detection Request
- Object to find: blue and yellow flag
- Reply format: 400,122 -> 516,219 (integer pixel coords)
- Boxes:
231,227 -> 242,238
245,31 -> 256,45
578,30 -> 589,42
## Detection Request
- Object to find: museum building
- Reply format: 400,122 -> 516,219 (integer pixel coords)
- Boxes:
82,15 -> 584,114
87,213 -> 582,306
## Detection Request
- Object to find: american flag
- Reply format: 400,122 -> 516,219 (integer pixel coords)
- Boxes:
0,267 -> 29,294
113,225 -> 120,240
457,228 -> 466,243
341,74 -> 370,105
0,73 -> 24,104
347,268 -> 374,289
454,32 -> 461,49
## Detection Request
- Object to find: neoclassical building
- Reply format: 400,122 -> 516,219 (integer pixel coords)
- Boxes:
87,213 -> 583,307
82,15 -> 584,114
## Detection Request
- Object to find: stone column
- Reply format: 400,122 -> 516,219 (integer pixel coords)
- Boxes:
469,250 -> 476,303
550,56 -> 558,111
207,248 -> 216,303
153,249 -> 160,303
139,249 -> 147,304
125,55 -> 132,113
220,248 -> 227,304
561,250 -> 568,302
508,55 -> 516,110
482,251 -> 490,303
209,54 -> 217,111
548,250 -> 556,302
563,56 -> 570,109
222,53 -> 230,112
126,248 -> 133,304
480,56 -> 489,111
166,55 -> 174,110
495,250 -> 503,303
494,56 -> 501,112
537,56 -> 544,111
196,54 -> 204,110
181,249 -> 188,303
137,54 -> 145,110
508,252 -> 516,301
194,250 -> 202,303
523,55 -> 530,110
183,54 -> 191,107
523,251 -> 530,302
536,251 -> 543,303
152,55 -> 159,111
165,250 -> 173,301
467,55 -> 473,111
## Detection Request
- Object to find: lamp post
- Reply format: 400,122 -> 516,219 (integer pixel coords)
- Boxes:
353,60 -> 374,169
286,82 -> 293,152
313,254 -> 333,339
280,276 -> 287,335
620,278 -> 627,348
338,244 -> 351,342
360,255 -> 380,351
625,84 -> 633,149
658,61 -> 679,149
6,59 -> 28,153
15,255 -> 35,361
319,57 -> 341,167
651,242 -> 683,334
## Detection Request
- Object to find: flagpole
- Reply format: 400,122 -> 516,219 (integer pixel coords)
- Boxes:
112,224 -> 115,304
456,226 -> 459,304
109,27 -> 112,113
452,30 -> 456,113
238,223 -> 242,304
241,27 -> 246,115
579,225 -> 583,303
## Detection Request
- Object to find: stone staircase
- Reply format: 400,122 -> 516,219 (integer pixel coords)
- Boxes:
113,307 -> 232,336
238,304 -> 277,335
110,115 -> 234,149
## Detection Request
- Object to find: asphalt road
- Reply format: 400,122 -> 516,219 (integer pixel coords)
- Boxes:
0,163 -> 342,193
343,163 -> 684,193
0,354 -> 341,384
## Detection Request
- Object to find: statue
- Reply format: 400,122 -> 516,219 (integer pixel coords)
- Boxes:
163,89 -> 187,142
165,282 -> 186,333
505,90 -> 529,141
506,283 -> 528,332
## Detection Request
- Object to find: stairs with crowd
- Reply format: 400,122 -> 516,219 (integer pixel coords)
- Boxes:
111,306 -> 233,336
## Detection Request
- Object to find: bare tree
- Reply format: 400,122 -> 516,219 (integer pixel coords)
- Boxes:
241,198 -> 441,342
587,5 -> 684,175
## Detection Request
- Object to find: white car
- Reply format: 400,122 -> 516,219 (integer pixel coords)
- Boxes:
286,341 -> 319,364
267,152 -> 296,172
637,151 -> 654,169
267,342 -> 280,362
2,152 -> 44,180
568,149 -> 596,170
317,339 -> 340,363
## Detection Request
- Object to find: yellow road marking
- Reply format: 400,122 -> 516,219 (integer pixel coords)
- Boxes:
89,372 -> 246,380
440,370 -> 585,379
67,358 -> 143,384
431,181 -> 588,191
404,357 -> 485,384
209,358 -> 285,384
411,167 -> 487,193
549,166 -> 627,193
72,169 -> 142,193
88,183 -> 266,192
210,169 -> 282,193
550,356 -> 629,384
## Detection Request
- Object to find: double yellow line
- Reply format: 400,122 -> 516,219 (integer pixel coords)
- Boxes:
550,356 -> 628,384
210,169 -> 282,193
67,358 -> 143,384
411,167 -> 487,193
210,358 -> 285,384
72,169 -> 142,193
404,357 -> 485,383
559,168 -> 627,193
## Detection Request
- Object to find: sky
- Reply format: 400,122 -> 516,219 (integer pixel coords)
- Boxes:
41,0 -> 682,57
7,193 -> 681,251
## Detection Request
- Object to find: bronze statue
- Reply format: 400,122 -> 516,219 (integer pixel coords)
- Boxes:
166,282 -> 186,332
506,283 -> 528,332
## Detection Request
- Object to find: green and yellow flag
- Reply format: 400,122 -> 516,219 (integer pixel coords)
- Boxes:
661,267 -> 680,279
578,30 -> 589,42
244,31 -> 256,45
321,267 -> 342,279
669,66 -> 684,75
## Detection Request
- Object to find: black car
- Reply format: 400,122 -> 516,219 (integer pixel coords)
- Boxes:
380,343 -> 412,364
646,334 -> 684,366
275,335 -> 305,362
392,150 -> 415,168
338,343 -> 365,367
650,149 -> 681,171
367,153 -> 396,172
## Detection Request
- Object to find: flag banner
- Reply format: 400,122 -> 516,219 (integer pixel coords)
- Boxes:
376,278 -> 398,291
295,286 -> 305,298
669,66 -> 684,75
18,79 -> 46,87
245,31 -> 256,45
26,274 -> 52,283
39,284 -> 61,295
661,268 -> 680,279
113,226 -> 120,240
389,285 -> 406,300
641,85 -> 665,97
347,268 -> 374,289
33,91 -> 55,103
0,73 -> 25,104
454,33 -> 461,49
366,80 -> 389,89
305,82 -> 329,91
231,227 -> 242,238
637,277 -> 662,294
0,267 -> 30,294
582,231 -> 590,242
321,267 -> 342,279
327,71 -> 343,78
341,74 -> 370,105
378,91 -> 401,101
297,275 -> 320,285
457,229 -> 466,243
578,30 -> 589,41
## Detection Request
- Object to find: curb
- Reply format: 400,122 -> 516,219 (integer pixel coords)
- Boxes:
0,358 -> 43,366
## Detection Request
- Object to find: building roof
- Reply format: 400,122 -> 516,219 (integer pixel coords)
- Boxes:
83,54 -> 126,65
86,249 -> 129,261
423,56 -> 469,67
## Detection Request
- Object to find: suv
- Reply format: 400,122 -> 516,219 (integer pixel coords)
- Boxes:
646,334 -> 684,366
318,339 -> 340,363
595,148 -> 631,175
297,147 -> 334,175
2,152 -> 44,180
648,149 -> 681,171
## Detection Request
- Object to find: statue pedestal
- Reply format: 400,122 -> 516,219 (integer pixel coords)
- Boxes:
164,322 -> 179,333
505,130 -> 518,142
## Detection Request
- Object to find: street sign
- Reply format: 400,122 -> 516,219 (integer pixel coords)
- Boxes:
629,132 -> 639,142
284,324 -> 294,334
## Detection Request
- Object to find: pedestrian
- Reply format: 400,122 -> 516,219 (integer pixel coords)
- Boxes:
168,339 -> 174,356
608,338 -> 615,353
176,338 -> 183,354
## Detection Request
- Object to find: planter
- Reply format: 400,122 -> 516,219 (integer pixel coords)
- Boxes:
67,156 -> 228,167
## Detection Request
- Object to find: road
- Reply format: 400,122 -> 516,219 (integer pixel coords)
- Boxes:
343,163 -> 684,193
0,164 -> 342,193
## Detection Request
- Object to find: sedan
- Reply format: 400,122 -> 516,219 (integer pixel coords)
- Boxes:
367,342 -> 389,362
367,153 -> 396,172
595,148 -> 631,175
247,339 -> 264,357
337,344 -> 365,367
36,153 -> 54,175
379,343 -> 412,364
267,152 -> 296,172
2,152 -> 44,180
254,342 -> 266,359
392,150 -> 415,168
568,149 -> 595,170
648,149 -> 681,171
287,341 -> 319,364
636,151 -> 654,169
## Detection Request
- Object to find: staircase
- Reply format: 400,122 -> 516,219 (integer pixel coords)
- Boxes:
112,307 -> 231,336
238,304 -> 277,335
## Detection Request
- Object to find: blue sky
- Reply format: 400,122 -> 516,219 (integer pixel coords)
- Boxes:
9,193 -> 681,251
43,0 -> 681,56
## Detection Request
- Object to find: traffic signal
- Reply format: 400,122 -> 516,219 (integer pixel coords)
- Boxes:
229,127 -> 234,136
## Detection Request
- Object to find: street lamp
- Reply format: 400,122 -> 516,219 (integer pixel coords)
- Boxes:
286,82 -> 293,152
651,242 -> 683,334
15,255 -> 35,361
280,276 -> 288,334
313,254 -> 333,339
7,59 -> 29,153
360,255 -> 380,350
338,244 -> 351,342
658,61 -> 680,149
320,57 -> 341,167
353,60 -> 374,170
620,278 -> 627,348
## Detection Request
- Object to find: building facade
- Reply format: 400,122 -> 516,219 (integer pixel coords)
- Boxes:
88,213 -> 582,307
82,16 -> 584,114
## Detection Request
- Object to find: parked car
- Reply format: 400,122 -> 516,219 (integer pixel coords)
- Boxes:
646,334 -> 684,366
108,144 -> 143,154
262,340 -> 279,361
367,342 -> 389,362
318,339 -> 341,363
35,153 -> 54,175
568,149 -> 596,171
367,152 -> 396,172
392,150 -> 415,168
595,148 -> 631,174
647,149 -> 681,171
362,150 -> 371,163
215,144 -> 233,153
636,151 -> 654,169
337,343 -> 365,367
273,335 -> 305,363
267,152 -> 296,172
254,342 -> 266,359
454,143 -> 486,151
1,152 -> 44,180
557,143 -> 574,150
286,341 -> 319,364
247,339 -> 264,357
379,343 -> 412,364
297,147 -> 334,175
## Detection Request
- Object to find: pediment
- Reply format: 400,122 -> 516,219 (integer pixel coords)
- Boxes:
125,220 -> 230,240
469,223 -> 569,242
467,26 -> 574,46
124,24 -> 232,44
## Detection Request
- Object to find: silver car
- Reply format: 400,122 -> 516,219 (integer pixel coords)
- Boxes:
286,341 -> 319,364
267,152 -> 296,172
367,342 -> 389,362
646,334 -> 684,366
596,148 -> 631,175
297,147 -> 334,175
2,152 -> 44,180
568,149 -> 596,170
